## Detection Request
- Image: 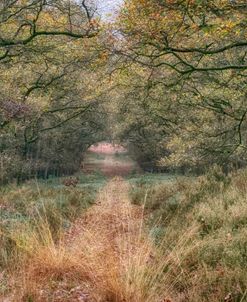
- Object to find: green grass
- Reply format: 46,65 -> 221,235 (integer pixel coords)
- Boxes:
37,170 -> 107,188
127,172 -> 181,185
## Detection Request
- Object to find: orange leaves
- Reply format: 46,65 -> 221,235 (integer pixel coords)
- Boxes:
89,18 -> 101,31
118,0 -> 164,42
99,50 -> 109,62
118,0 -> 247,54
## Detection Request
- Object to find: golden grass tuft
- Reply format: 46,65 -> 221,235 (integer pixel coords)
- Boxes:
4,178 -> 194,302
2,169 -> 247,301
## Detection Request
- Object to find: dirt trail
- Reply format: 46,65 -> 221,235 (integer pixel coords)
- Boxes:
14,144 -> 166,302
62,144 -> 157,301
64,178 -> 154,301
82,143 -> 141,177
56,145 -> 157,301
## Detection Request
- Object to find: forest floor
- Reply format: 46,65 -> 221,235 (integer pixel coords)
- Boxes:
1,144 -> 167,301
2,143 -> 247,301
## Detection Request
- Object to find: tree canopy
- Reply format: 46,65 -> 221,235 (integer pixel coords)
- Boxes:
0,0 -> 247,183
108,0 -> 247,171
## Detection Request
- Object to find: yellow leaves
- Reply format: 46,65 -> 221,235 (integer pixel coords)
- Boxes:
37,11 -> 69,32
99,50 -> 109,62
119,0 -> 246,51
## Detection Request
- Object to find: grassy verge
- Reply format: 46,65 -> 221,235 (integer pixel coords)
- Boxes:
129,167 -> 247,302
1,167 -> 247,301
0,172 -> 106,299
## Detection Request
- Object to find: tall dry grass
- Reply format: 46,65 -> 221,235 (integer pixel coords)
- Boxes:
1,178 -> 198,302
131,167 -> 247,301
1,168 -> 247,301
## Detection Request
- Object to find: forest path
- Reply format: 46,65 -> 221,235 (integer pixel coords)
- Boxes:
4,143 -> 171,302
61,143 -> 155,301
63,177 -> 154,301
15,143 -> 165,302
82,142 -> 141,177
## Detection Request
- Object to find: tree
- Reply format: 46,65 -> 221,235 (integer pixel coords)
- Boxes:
108,0 -> 247,170
0,0 -> 111,183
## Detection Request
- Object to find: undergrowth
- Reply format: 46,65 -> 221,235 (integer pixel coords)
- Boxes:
0,175 -> 97,297
1,167 -> 247,302
130,166 -> 247,302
